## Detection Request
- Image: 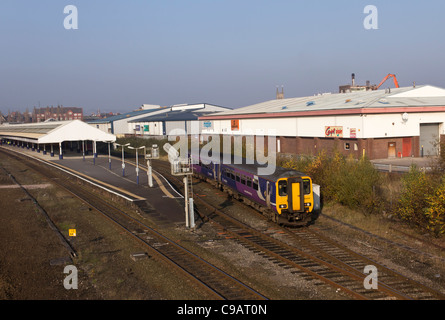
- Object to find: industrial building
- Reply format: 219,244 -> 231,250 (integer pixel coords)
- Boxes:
199,85 -> 445,160
129,103 -> 231,137
89,103 -> 229,137
87,107 -> 168,136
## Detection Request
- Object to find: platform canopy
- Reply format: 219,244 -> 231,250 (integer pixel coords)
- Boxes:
0,120 -> 116,144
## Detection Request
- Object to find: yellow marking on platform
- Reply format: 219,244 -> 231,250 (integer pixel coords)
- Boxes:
120,156 -> 175,199
151,172 -> 174,198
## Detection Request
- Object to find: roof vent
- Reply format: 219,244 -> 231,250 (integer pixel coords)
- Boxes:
306,101 -> 315,106
281,106 -> 288,110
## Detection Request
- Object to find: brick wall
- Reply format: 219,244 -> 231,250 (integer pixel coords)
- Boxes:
277,135 -> 421,160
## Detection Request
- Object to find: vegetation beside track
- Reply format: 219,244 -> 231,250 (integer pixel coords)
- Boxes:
280,150 -> 445,237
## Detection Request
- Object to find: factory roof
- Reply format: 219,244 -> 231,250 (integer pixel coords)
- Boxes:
200,85 -> 445,120
87,108 -> 165,124
130,108 -> 222,123
0,120 -> 116,144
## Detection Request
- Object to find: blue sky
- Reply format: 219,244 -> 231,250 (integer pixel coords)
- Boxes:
1,0 -> 445,114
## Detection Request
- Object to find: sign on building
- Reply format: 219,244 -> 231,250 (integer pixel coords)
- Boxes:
325,126 -> 343,138
231,120 -> 239,131
350,128 -> 357,139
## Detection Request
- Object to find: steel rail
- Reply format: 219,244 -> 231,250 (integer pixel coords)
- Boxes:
0,148 -> 268,300
151,159 -> 445,300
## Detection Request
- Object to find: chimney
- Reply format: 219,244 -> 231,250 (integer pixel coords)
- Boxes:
276,85 -> 284,99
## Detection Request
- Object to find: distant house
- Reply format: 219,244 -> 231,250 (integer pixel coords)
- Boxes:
33,106 -> 83,122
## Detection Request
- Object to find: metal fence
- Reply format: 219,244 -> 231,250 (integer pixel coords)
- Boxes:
373,163 -> 431,173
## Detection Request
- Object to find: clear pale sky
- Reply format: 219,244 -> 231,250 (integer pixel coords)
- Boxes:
1,0 -> 444,114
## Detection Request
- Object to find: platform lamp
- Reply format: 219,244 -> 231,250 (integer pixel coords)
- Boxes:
114,142 -> 130,176
104,140 -> 114,170
127,145 -> 145,185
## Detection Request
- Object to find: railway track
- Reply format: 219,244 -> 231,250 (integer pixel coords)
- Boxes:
0,148 -> 268,300
283,227 -> 445,300
151,159 -> 445,300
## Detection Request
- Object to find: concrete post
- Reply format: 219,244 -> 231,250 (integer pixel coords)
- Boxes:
59,142 -> 63,160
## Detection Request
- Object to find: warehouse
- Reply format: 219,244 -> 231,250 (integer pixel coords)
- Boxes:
87,106 -> 168,136
130,103 -> 231,137
199,85 -> 445,160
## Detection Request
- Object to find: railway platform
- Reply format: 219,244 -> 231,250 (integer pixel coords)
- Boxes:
0,144 -> 186,224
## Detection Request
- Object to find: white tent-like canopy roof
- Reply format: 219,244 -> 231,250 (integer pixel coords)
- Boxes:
0,120 -> 116,144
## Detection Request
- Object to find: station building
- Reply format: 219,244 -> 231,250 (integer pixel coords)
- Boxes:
199,85 -> 445,160
0,120 -> 116,159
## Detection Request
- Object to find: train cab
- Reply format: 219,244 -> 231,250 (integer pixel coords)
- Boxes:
276,176 -> 314,223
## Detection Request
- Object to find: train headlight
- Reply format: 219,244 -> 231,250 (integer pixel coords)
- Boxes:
279,204 -> 287,209
304,203 -> 311,207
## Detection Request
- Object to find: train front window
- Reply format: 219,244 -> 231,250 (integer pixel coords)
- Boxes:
303,179 -> 311,195
278,180 -> 287,196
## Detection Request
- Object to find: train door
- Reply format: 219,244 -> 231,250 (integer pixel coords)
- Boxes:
288,177 -> 304,213
266,181 -> 271,208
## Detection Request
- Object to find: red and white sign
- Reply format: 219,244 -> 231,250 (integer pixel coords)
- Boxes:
350,128 -> 356,138
325,126 -> 343,138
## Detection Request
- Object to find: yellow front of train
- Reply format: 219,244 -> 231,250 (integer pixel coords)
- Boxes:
276,176 -> 314,220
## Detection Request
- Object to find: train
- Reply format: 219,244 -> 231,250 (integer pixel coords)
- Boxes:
191,154 -> 321,226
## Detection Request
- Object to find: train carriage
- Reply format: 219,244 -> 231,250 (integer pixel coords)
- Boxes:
192,154 -> 317,226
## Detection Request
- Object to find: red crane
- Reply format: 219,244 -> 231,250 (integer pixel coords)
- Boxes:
375,74 -> 399,90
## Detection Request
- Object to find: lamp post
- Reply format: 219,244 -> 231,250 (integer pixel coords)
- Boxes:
114,143 -> 130,176
128,145 -> 145,184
